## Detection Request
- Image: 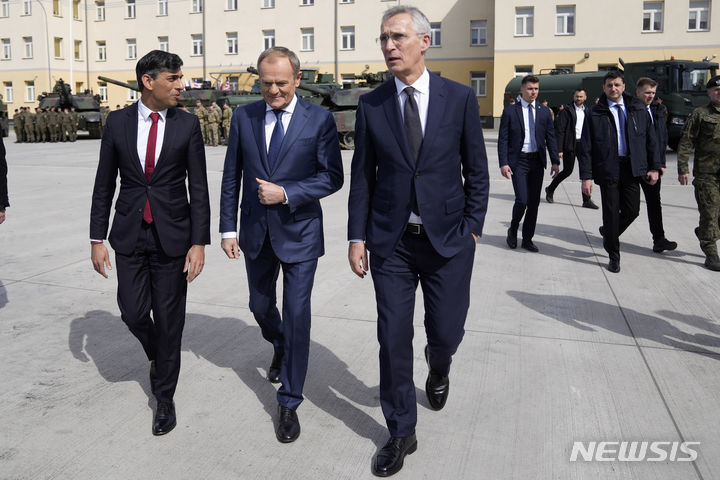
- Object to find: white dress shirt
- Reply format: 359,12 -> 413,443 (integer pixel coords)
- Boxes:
519,97 -> 537,153
137,99 -> 167,172
574,104 -> 585,140
395,69 -> 430,224
607,98 -> 627,156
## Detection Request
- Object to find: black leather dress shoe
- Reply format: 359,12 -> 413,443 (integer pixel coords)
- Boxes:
152,401 -> 176,436
607,258 -> 620,273
424,346 -> 449,411
506,228 -> 517,249
545,187 -> 554,203
371,434 -> 417,477
267,350 -> 283,384
599,225 -> 605,237
652,238 -> 678,253
582,199 -> 599,209
276,405 -> 300,443
521,240 -> 539,252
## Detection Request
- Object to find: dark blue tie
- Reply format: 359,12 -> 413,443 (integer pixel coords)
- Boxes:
615,104 -> 626,155
528,103 -> 537,152
267,109 -> 284,171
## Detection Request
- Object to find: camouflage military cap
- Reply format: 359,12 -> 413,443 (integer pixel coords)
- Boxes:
707,75 -> 720,89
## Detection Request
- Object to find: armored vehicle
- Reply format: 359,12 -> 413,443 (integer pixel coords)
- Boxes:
0,93 -> 8,137
36,79 -> 103,138
503,58 -> 719,150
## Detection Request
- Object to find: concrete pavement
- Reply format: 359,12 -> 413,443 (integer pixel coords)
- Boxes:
1,130 -> 719,480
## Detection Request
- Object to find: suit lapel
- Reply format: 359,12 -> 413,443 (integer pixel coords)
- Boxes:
271,96 -> 310,175
124,103 -> 144,179
514,103 -> 525,144
380,81 -> 414,168
249,101 -> 270,174
417,74 -> 446,166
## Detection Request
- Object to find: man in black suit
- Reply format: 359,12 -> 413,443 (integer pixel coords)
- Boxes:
498,75 -> 560,252
347,6 -> 489,476
90,50 -> 210,435
0,135 -> 8,224
579,70 -> 660,273
545,88 -> 599,209
635,77 -> 677,253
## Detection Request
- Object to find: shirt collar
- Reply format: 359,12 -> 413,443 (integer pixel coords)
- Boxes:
137,99 -> 167,122
575,103 -> 585,111
394,69 -> 430,97
607,98 -> 625,109
265,94 -> 298,114
519,97 -> 535,109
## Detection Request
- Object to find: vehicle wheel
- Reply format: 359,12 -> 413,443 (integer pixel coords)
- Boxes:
88,124 -> 102,139
341,131 -> 355,150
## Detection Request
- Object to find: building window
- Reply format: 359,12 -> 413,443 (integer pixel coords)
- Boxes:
226,32 -> 238,54
340,0 -> 354,3
128,81 -> 138,101
23,0 -> 32,15
471,72 -> 486,97
3,82 -> 12,103
54,37 -> 63,58
73,0 -> 80,19
301,28 -> 314,51
192,0 -> 203,13
515,7 -> 534,36
126,0 -> 135,19
263,30 -> 275,49
263,0 -> 275,9
52,0 -> 60,16
192,34 -> 203,55
1,39 -> 10,60
514,65 -> 533,78
689,1 -> 710,31
471,20 -> 487,46
341,26 -> 355,50
95,1 -> 105,20
556,5 -> 575,35
97,41 -> 106,60
227,0 -> 237,10
23,37 -> 33,59
0,0 -> 8,18
98,84 -> 107,102
643,2 -> 663,32
74,40 -> 82,60
300,0 -> 314,5
158,36 -> 168,52
126,38 -> 137,59
158,0 -> 167,16
25,81 -> 35,102
430,22 -> 441,47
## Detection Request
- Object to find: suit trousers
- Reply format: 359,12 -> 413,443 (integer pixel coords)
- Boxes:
599,159 -> 640,262
115,221 -> 188,403
369,230 -> 475,437
244,234 -> 318,410
510,155 -> 544,241
547,141 -> 580,193
639,177 -> 665,242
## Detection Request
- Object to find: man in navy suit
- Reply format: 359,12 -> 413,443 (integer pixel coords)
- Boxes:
0,135 -> 7,224
347,6 -> 489,476
498,75 -> 560,252
90,50 -> 211,436
220,46 -> 343,443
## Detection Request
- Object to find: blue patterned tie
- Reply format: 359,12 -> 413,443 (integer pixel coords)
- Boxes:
615,104 -> 626,155
267,109 -> 284,171
528,103 -> 537,152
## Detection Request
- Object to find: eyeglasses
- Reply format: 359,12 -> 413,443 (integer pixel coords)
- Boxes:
378,32 -> 425,46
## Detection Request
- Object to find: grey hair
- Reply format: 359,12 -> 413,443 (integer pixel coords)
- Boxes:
257,46 -> 301,76
381,5 -> 431,35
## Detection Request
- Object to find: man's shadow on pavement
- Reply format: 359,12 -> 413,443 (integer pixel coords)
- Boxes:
507,291 -> 720,359
68,310 -> 386,444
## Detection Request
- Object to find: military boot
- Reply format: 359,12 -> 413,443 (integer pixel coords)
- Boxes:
704,255 -> 720,271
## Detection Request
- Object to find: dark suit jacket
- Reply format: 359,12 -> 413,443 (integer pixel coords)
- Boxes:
498,101 -> 560,169
578,93 -> 660,183
650,102 -> 668,168
90,103 -> 211,257
0,135 -> 8,209
347,73 -> 489,259
219,96 -> 343,264
555,103 -> 584,154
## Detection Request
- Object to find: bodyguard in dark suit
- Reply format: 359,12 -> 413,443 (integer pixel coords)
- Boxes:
545,88 -> 599,209
579,70 -> 660,273
498,75 -> 560,252
90,50 -> 210,435
0,135 -> 8,224
635,77 -> 677,253
219,47 -> 343,443
347,6 -> 489,476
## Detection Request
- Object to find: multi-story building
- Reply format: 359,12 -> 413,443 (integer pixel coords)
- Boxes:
0,0 -> 717,125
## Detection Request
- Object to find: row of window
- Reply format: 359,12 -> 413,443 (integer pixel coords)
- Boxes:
4,81 -> 36,103
0,37 -> 83,61
514,1 -> 711,36
0,0 -> 81,19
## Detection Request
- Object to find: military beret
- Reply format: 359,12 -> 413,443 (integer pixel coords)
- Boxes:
707,75 -> 720,89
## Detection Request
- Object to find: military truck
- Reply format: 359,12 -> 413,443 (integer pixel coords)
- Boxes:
36,79 -> 103,138
503,58 -> 719,150
0,93 -> 8,137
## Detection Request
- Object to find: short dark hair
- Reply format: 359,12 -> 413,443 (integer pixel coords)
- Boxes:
521,75 -> 540,85
603,70 -> 624,84
136,50 -> 183,92
636,77 -> 657,88
573,88 -> 586,94
257,46 -> 300,76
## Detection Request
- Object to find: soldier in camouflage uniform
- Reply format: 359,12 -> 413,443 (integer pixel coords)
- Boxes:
35,108 -> 47,142
61,108 -> 73,142
207,101 -> 220,146
195,101 -> 208,144
677,75 -> 720,271
24,107 -> 36,143
48,107 -> 60,142
13,109 -> 23,143
70,107 -> 79,141
222,103 -> 232,145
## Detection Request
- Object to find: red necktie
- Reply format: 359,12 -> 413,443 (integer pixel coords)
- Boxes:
143,112 -> 160,224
